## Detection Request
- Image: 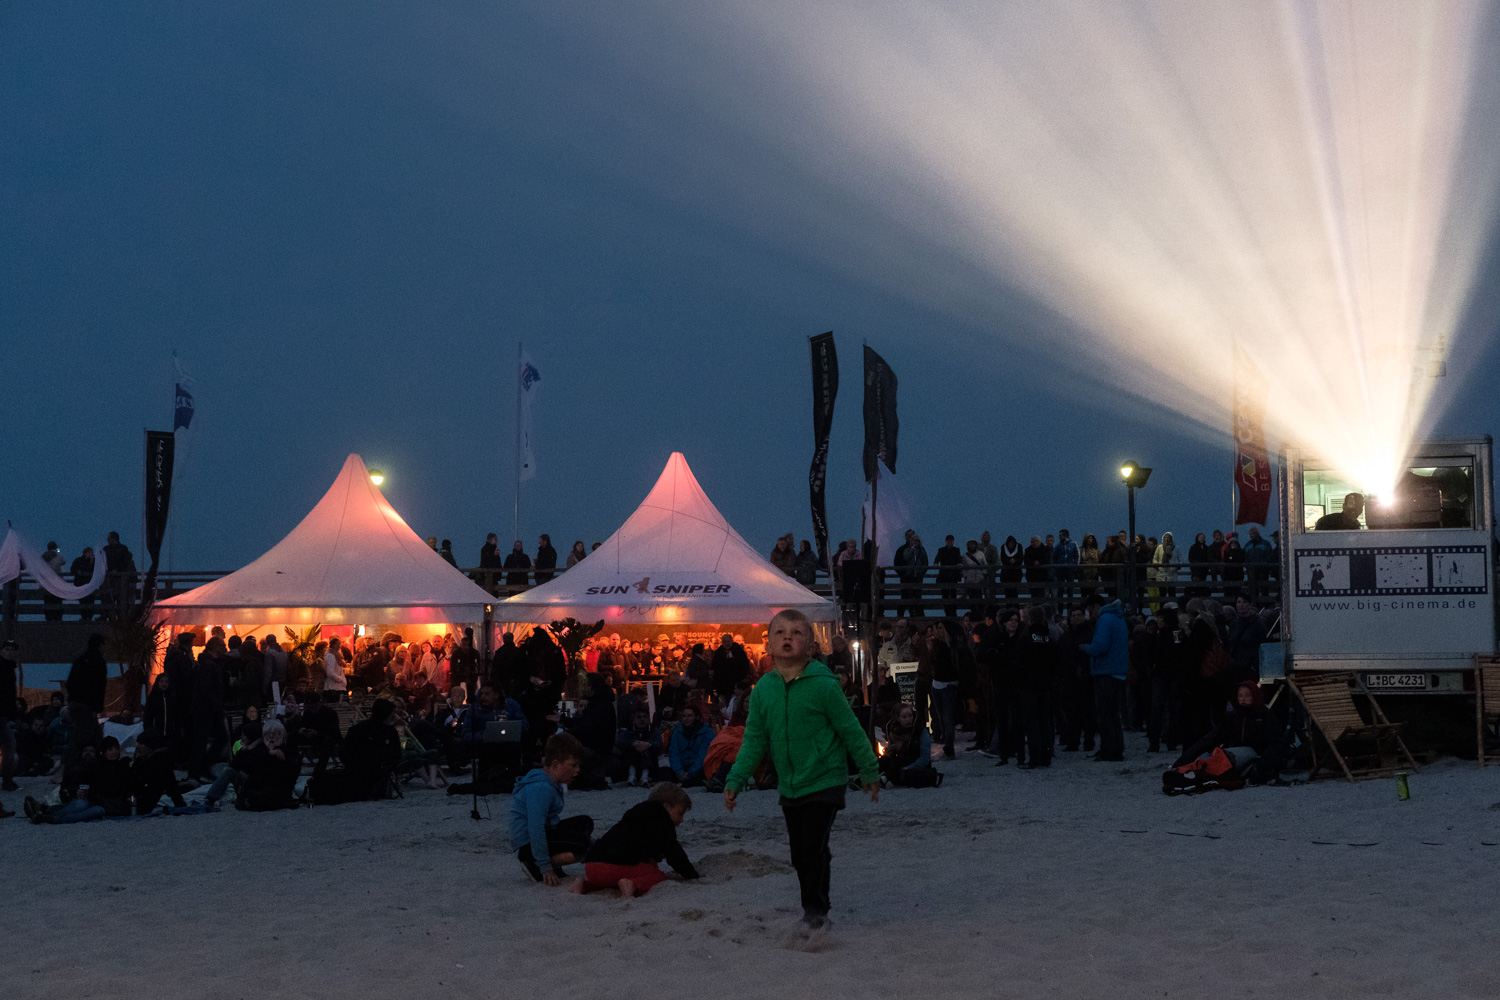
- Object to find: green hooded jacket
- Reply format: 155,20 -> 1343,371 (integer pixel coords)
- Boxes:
725,659 -> 880,798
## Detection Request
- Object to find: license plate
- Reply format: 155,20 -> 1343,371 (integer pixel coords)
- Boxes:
1364,672 -> 1428,691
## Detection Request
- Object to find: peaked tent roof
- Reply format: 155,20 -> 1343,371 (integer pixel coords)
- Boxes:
155,454 -> 497,625
502,452 -> 836,624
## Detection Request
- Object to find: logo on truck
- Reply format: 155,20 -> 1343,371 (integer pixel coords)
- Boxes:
1295,545 -> 1488,598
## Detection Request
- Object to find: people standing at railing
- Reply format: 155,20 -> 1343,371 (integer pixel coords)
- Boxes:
997,536 -> 1024,605
1052,529 -> 1079,609
1242,527 -> 1274,597
961,540 -> 987,616
70,546 -> 97,620
504,540 -> 532,588
438,539 -> 457,566
1078,534 -> 1101,598
566,540 -> 587,568
1023,536 -> 1048,603
979,531 -> 999,567
794,540 -> 820,586
40,541 -> 65,621
534,534 -> 558,584
101,531 -> 137,618
1221,535 -> 1245,584
1148,531 -> 1182,611
893,531 -> 928,617
769,533 -> 797,575
1187,532 -> 1213,598
934,535 -> 962,618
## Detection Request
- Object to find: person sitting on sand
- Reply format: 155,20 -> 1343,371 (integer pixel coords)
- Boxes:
232,719 -> 300,811
510,732 -> 594,886
1172,680 -> 1285,783
26,745 -> 107,824
702,705 -> 747,793
667,705 -> 713,787
130,732 -> 187,814
93,736 -> 135,816
617,707 -> 659,788
879,703 -> 941,788
574,782 -> 699,897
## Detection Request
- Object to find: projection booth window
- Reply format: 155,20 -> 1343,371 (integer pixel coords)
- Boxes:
1302,462 -> 1474,531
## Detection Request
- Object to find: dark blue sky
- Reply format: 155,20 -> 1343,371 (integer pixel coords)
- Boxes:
4,4 -> 1498,570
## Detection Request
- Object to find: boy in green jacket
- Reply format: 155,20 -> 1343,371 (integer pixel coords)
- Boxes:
724,609 -> 879,935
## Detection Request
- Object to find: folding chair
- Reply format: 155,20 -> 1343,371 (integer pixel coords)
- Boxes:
1288,671 -> 1418,782
1475,654 -> 1500,767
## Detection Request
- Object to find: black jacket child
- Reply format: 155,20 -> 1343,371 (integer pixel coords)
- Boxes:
585,801 -> 699,879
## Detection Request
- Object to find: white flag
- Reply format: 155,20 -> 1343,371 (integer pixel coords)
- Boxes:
519,350 -> 540,482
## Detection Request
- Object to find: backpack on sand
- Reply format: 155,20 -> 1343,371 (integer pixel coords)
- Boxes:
1161,747 -> 1245,795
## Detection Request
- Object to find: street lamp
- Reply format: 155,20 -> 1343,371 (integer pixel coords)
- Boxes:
1119,461 -> 1152,610
368,469 -> 386,486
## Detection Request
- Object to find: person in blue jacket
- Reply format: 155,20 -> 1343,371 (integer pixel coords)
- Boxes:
668,705 -> 714,787
1080,593 -> 1129,762
510,732 -> 594,886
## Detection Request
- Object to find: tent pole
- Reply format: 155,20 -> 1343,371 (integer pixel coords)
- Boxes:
474,604 -> 493,822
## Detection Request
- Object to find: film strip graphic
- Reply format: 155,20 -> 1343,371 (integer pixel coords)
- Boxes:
1295,545 -> 1488,598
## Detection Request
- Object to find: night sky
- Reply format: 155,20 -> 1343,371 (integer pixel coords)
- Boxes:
5,4 -> 1498,571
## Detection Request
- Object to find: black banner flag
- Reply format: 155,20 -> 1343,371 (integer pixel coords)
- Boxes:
862,345 -> 898,482
144,430 -> 176,574
808,332 -> 839,561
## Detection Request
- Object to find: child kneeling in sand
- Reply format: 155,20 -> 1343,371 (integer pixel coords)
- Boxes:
511,733 -> 594,886
574,782 -> 699,897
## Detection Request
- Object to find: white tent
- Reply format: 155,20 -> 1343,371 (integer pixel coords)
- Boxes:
154,453 -> 497,625
502,452 -> 836,624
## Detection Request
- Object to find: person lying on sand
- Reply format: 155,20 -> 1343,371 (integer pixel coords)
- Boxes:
574,782 -> 699,897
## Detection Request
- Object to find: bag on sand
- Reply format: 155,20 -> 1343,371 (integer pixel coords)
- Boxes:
1161,747 -> 1245,795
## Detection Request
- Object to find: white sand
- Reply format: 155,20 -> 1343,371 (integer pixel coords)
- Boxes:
5,730 -> 1500,1000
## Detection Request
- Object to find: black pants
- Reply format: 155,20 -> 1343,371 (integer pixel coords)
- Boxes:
1148,675 -> 1180,750
1019,687 -> 1053,766
1093,676 -> 1126,759
190,711 -> 227,778
782,801 -> 839,920
518,814 -> 595,873
1060,677 -> 1096,750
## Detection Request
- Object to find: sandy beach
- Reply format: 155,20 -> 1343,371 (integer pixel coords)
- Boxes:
6,729 -> 1500,1000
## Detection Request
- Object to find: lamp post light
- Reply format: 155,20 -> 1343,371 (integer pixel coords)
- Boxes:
368,469 -> 386,487
1119,461 -> 1152,611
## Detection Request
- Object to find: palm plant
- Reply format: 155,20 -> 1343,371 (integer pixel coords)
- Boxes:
109,610 -> 168,715
283,623 -> 322,692
547,617 -> 604,671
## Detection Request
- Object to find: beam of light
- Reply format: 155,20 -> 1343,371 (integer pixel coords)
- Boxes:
681,1 -> 1500,497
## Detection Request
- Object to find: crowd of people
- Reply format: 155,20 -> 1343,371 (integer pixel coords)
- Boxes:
868,586 -> 1283,784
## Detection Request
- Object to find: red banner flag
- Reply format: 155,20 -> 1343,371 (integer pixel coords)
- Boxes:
1233,344 -> 1273,525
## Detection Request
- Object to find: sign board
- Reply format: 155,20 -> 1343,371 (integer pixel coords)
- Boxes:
1289,532 -> 1493,661
888,661 -> 918,705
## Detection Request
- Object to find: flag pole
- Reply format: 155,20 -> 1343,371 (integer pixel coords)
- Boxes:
513,341 -> 522,546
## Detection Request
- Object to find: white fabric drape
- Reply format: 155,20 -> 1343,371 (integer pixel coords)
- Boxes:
0,528 -> 108,599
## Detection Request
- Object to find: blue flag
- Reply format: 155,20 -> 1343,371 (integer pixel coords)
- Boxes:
174,382 -> 195,430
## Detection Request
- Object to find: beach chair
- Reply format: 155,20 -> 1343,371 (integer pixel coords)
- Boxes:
1288,671 -> 1418,782
1475,655 -> 1500,767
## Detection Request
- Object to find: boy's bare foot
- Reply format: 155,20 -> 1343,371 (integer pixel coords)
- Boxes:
618,878 -> 637,898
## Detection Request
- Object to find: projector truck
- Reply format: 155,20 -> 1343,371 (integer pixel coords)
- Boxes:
1277,436 -> 1495,694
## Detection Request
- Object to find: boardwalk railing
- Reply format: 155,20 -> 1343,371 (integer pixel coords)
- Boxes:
0,560 -> 1281,627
